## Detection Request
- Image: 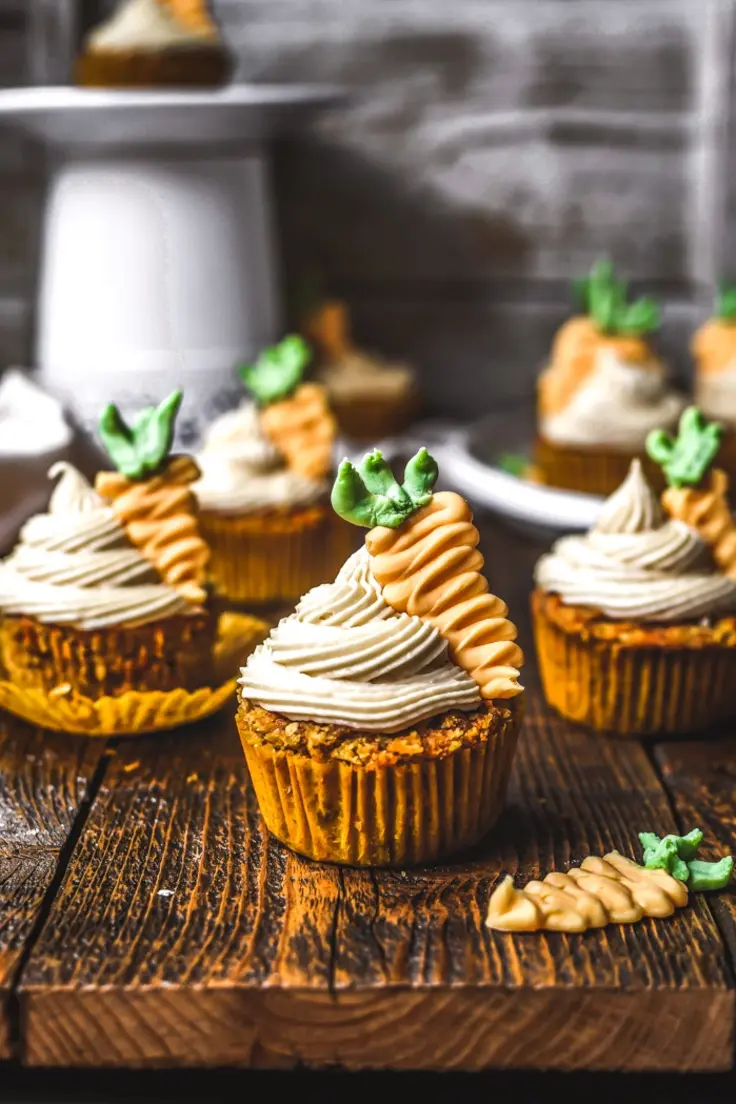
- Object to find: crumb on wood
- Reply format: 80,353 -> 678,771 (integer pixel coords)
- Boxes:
123,760 -> 140,773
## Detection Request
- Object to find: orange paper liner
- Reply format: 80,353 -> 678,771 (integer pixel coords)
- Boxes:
533,436 -> 665,497
532,589 -> 736,736
0,612 -> 268,737
200,503 -> 358,604
75,49 -> 230,88
237,707 -> 521,866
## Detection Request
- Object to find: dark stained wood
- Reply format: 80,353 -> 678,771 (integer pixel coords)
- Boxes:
654,735 -> 736,967
0,713 -> 103,1059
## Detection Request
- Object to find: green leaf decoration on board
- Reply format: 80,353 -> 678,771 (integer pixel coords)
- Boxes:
715,282 -> 736,322
98,389 -> 182,481
645,406 -> 724,488
639,828 -> 733,891
573,258 -> 660,337
331,447 -> 439,528
238,335 -> 311,406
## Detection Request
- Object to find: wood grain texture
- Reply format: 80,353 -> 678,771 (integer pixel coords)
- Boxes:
0,712 -> 103,1058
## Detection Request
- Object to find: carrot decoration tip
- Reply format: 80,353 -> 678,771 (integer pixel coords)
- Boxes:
331,447 -> 439,528
239,335 -> 311,406
646,406 -> 723,488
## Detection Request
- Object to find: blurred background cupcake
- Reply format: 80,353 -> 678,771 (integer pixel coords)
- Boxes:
75,0 -> 231,87
535,259 -> 685,496
194,335 -> 354,604
692,283 -> 736,497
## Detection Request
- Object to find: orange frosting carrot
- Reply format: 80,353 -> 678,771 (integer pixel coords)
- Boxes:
692,318 -> 736,376
95,456 -> 209,601
260,382 -> 336,481
662,468 -> 736,578
366,491 -> 523,699
304,300 -> 353,360
162,0 -> 218,36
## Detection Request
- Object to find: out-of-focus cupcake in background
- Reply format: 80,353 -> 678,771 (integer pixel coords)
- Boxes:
194,335 -> 354,605
304,297 -> 420,443
692,283 -> 736,494
535,259 -> 685,496
75,0 -> 231,88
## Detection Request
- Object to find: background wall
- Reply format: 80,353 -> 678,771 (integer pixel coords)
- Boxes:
1,0 -> 735,417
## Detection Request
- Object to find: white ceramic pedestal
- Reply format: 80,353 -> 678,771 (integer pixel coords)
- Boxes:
0,85 -> 341,446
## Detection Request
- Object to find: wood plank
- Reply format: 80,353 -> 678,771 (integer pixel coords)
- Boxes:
18,714 -> 342,1068
0,712 -> 103,1059
654,735 -> 736,968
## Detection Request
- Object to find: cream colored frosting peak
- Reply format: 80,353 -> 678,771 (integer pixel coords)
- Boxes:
239,546 -> 482,732
87,0 -> 218,53
535,461 -> 736,622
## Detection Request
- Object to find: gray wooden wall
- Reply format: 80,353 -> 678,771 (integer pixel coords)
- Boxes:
2,0 -> 735,417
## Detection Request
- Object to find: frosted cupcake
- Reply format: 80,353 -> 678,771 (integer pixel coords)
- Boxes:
0,391 -> 214,699
195,335 -> 352,603
692,284 -> 736,495
75,0 -> 231,88
305,299 -> 419,441
533,408 -> 736,735
536,259 -> 685,495
237,447 -> 524,866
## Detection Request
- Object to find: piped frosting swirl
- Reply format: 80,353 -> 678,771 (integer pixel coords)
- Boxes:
535,460 -> 736,621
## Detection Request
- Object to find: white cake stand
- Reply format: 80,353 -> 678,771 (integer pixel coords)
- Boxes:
0,85 -> 343,446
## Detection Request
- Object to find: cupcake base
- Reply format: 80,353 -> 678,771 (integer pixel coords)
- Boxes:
0,613 -> 215,699
75,48 -> 231,88
330,389 -> 420,443
534,436 -> 665,497
532,588 -> 736,736
236,697 -> 522,866
199,502 -> 358,604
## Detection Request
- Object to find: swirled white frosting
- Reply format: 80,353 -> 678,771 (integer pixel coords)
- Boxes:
535,460 -> 736,621
194,401 -> 324,514
697,360 -> 736,426
320,352 -> 415,402
87,0 -> 215,53
239,546 -> 481,731
541,348 -> 686,449
0,463 -> 197,629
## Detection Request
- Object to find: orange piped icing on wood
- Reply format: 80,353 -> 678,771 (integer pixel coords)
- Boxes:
366,491 -> 523,699
260,383 -> 336,481
692,318 -> 736,376
538,320 -> 655,419
662,468 -> 736,579
95,456 -> 209,601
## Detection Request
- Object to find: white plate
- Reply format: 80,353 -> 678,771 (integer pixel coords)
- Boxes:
0,84 -> 345,149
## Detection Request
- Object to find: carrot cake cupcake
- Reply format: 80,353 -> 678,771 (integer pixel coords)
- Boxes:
535,259 -> 685,496
237,447 -> 524,866
194,334 -> 352,603
692,283 -> 736,494
75,0 -> 230,88
533,407 -> 736,736
0,390 -> 214,699
305,298 -> 419,441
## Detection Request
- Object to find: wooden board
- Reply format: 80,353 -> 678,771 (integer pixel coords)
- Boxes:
17,697 -> 735,1072
0,712 -> 103,1058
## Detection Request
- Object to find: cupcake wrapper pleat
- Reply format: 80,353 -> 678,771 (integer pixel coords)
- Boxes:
329,391 -> 420,444
534,436 -> 665,497
533,590 -> 736,736
200,504 -> 357,603
237,709 -> 521,867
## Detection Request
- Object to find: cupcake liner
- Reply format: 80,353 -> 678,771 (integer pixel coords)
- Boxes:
330,390 -> 420,443
0,612 -> 268,737
0,614 -> 215,699
200,503 -> 358,604
533,436 -> 665,497
532,589 -> 736,736
75,49 -> 230,88
237,704 -> 521,866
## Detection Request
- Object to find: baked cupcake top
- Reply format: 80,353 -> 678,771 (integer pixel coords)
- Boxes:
535,408 -> 736,621
305,299 -> 415,404
537,259 -> 685,449
693,283 -> 736,426
239,448 -> 523,732
84,0 -> 221,54
0,391 -> 208,630
194,335 -> 336,514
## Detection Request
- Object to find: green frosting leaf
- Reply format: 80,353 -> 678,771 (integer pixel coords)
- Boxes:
646,406 -> 724,488
98,389 -> 182,481
238,335 -> 311,406
716,282 -> 736,323
638,829 -> 733,891
573,258 -> 660,336
331,447 -> 439,528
